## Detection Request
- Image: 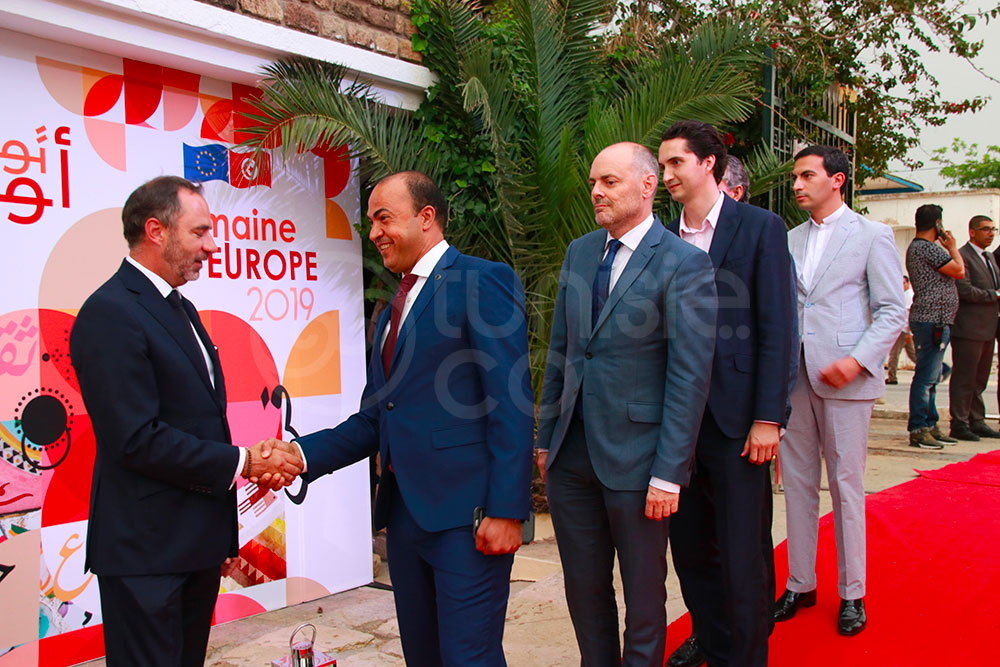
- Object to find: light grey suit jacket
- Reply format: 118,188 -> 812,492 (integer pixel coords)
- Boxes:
536,222 -> 718,490
788,208 -> 906,401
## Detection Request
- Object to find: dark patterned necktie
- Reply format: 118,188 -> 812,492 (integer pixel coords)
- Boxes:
592,239 -> 623,327
382,273 -> 418,377
166,290 -> 204,359
983,252 -> 998,290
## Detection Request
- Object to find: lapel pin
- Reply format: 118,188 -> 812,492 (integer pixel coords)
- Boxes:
435,274 -> 441,280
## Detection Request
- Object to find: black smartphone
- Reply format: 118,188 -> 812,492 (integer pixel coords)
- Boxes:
935,220 -> 946,240
473,506 -> 535,544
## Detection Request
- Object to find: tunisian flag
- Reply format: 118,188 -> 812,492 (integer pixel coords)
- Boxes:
229,150 -> 272,189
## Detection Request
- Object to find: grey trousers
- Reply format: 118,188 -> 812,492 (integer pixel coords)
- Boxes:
781,360 -> 871,600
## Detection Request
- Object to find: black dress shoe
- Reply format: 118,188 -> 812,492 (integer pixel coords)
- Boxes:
971,423 -> 1000,438
774,588 -> 817,621
949,426 -> 981,441
838,598 -> 866,635
666,634 -> 706,667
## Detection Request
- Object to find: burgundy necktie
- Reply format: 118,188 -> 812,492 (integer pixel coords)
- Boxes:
382,273 -> 418,377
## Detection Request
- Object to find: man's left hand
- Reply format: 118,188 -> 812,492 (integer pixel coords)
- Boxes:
742,422 -> 780,464
645,486 -> 679,521
475,517 -> 522,555
819,356 -> 864,389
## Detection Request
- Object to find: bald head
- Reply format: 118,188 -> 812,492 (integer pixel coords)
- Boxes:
589,142 -> 659,238
597,142 -> 660,180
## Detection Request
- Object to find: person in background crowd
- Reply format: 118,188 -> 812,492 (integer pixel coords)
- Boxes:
949,215 -> 1000,441
720,154 -> 750,203
886,275 -> 916,384
905,204 -> 965,447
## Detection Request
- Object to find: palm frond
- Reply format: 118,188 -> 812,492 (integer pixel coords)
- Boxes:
238,58 -> 426,179
743,142 -> 793,199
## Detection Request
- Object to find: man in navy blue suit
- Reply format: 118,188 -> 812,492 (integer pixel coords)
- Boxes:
660,122 -> 794,667
263,171 -> 534,666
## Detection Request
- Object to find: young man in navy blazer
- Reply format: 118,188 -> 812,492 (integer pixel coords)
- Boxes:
661,121 -> 794,667
263,171 -> 534,666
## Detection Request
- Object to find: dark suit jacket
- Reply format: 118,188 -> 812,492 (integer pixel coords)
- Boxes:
954,242 -> 1000,341
536,221 -> 718,489
667,196 -> 793,439
70,260 -> 239,576
297,246 -> 534,533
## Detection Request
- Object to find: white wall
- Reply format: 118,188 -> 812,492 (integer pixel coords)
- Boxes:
859,189 -> 1000,268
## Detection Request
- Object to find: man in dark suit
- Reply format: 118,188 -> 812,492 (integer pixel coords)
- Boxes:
950,215 -> 1000,439
659,122 -> 793,667
263,171 -> 534,666
535,142 -> 717,666
70,176 -> 302,666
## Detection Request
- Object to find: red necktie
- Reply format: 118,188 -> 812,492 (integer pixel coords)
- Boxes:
382,273 -> 418,377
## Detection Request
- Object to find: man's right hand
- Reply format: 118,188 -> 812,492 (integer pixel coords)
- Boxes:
250,438 -> 303,490
939,229 -> 957,251
535,450 -> 548,483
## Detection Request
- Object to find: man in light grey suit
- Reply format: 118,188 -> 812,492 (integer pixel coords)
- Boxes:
775,145 -> 906,637
536,142 -> 718,665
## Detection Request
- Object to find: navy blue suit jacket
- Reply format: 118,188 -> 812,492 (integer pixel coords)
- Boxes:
667,196 -> 793,439
71,260 -> 239,576
297,246 -> 534,533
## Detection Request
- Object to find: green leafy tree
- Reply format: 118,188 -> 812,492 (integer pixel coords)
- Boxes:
239,0 -> 765,392
933,139 -> 1000,189
627,0 -> 998,182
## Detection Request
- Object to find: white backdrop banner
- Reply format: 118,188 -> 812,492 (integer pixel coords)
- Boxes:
0,27 -> 371,666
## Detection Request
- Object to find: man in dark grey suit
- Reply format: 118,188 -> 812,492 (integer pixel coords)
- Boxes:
950,215 -> 1000,439
536,142 -> 717,665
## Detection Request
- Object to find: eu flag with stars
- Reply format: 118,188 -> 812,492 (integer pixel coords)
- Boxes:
183,143 -> 229,183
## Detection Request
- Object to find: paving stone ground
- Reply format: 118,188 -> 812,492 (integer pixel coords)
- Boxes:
80,368 -> 1000,665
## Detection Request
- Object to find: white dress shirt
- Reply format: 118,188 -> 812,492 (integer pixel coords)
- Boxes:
124,256 -> 243,486
678,191 -> 725,254
380,239 -> 450,351
801,203 -> 848,288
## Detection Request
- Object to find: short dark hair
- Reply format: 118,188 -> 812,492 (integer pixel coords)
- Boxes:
970,214 -> 994,229
122,176 -> 203,248
793,145 -> 851,195
661,120 -> 728,183
915,204 -> 943,232
722,155 -> 750,202
392,170 -> 449,228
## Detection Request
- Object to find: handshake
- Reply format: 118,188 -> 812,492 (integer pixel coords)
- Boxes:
244,438 -> 303,491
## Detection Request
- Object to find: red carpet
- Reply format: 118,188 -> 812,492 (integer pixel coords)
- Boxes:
665,452 -> 1000,665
